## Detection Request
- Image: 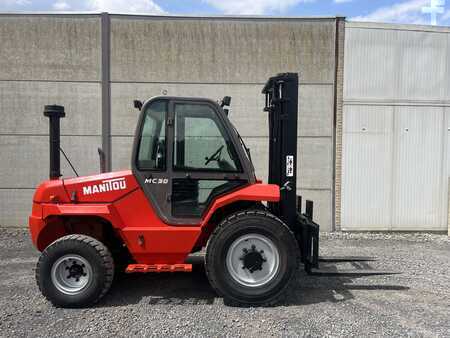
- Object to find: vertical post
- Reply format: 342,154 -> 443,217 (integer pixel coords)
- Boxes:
333,17 -> 346,231
43,105 -> 65,180
448,179 -> 450,236
101,12 -> 111,172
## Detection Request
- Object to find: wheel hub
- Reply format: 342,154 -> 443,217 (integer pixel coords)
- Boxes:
226,233 -> 280,288
66,261 -> 87,282
51,254 -> 92,295
240,245 -> 266,273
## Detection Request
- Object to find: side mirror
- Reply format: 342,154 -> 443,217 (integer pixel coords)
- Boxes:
220,96 -> 231,107
134,100 -> 143,110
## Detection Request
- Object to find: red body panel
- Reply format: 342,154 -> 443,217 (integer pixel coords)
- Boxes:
33,179 -> 71,203
29,171 -> 280,265
63,170 -> 139,203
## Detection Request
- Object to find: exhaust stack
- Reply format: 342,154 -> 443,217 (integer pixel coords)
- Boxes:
43,105 -> 65,180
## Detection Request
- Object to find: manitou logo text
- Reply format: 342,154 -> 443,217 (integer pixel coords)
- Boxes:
82,178 -> 127,195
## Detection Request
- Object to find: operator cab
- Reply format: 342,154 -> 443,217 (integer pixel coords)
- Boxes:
131,96 -> 256,225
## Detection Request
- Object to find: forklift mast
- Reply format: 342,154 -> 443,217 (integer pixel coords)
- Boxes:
262,73 -> 299,227
263,73 -> 320,271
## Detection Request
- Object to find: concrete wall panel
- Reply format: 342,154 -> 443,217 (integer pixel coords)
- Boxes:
0,15 -> 101,81
112,136 -> 133,170
0,135 -> 102,188
0,81 -> 101,135
298,138 -> 333,189
233,137 -> 332,190
299,85 -> 334,137
111,83 -> 333,137
241,137 -> 269,181
298,189 -> 332,231
0,189 -> 34,226
111,17 -> 336,84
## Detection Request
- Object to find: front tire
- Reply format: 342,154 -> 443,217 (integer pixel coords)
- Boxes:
205,210 -> 299,306
36,234 -> 114,308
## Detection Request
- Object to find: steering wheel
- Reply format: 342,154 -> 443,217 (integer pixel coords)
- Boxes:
205,145 -> 224,166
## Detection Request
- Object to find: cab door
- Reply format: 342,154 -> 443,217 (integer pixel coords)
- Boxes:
132,99 -> 172,222
169,100 -> 249,223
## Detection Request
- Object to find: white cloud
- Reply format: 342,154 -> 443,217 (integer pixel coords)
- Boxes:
1,0 -> 31,6
351,0 -> 432,24
85,0 -> 165,14
202,0 -> 314,15
334,0 -> 352,3
47,0 -> 166,14
52,1 -> 71,10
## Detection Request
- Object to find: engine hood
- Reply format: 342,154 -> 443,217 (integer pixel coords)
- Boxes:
63,170 -> 139,203
33,179 -> 70,203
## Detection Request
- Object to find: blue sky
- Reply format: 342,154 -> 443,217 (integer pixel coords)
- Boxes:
1,0 -> 449,26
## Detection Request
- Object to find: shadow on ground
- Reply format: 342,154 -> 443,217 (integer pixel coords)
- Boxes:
100,259 -> 409,308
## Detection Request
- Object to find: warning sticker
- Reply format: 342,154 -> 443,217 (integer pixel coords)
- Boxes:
286,155 -> 294,177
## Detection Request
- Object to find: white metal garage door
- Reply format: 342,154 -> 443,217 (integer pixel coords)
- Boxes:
341,105 -> 449,231
341,22 -> 450,231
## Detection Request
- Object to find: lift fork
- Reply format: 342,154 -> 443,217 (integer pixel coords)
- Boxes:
296,197 -> 397,277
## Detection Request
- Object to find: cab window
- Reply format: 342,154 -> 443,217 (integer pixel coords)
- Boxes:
173,103 -> 241,172
137,101 -> 167,170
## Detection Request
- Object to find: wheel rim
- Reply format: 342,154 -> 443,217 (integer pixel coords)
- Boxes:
226,233 -> 280,288
51,254 -> 93,295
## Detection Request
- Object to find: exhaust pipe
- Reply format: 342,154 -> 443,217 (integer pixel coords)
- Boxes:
43,105 -> 65,180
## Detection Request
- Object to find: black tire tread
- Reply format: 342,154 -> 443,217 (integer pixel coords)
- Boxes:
205,209 -> 299,306
36,234 -> 114,307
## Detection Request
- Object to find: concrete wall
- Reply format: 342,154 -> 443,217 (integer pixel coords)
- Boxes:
109,16 -> 341,231
0,14 -> 341,231
0,14 -> 102,226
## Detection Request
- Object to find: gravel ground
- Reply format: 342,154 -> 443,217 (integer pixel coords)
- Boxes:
0,228 -> 449,337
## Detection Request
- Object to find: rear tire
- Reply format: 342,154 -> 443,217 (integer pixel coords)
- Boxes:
36,234 -> 114,308
205,210 -> 299,306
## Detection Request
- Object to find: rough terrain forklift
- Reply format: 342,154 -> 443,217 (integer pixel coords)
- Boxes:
29,73 -> 331,307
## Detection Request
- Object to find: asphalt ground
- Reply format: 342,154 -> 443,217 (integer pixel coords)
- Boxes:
0,228 -> 449,337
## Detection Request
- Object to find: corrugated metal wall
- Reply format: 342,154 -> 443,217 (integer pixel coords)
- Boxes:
341,22 -> 450,231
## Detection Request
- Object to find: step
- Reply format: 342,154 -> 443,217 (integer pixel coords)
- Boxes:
126,264 -> 192,273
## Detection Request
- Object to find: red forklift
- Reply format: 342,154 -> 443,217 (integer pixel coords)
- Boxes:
29,73 -> 372,308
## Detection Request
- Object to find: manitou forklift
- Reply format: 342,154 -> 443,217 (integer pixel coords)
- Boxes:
29,73 -> 370,308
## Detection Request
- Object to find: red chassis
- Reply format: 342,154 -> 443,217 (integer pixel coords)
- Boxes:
29,75 -> 325,307
29,170 -> 280,265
